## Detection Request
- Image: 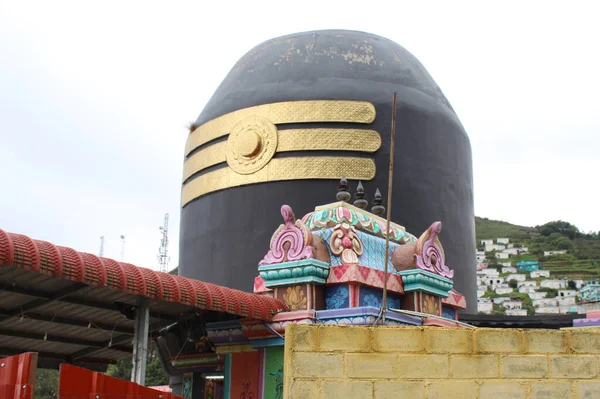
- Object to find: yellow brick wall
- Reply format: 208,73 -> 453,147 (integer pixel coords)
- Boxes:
283,325 -> 600,399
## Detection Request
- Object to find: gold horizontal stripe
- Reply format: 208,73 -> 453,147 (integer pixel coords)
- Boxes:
185,100 -> 376,156
181,157 -> 376,207
182,129 -> 381,182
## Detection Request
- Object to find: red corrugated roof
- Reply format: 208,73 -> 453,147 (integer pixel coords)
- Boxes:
0,229 -> 288,320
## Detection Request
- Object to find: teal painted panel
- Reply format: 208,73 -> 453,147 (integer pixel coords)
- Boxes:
263,346 -> 284,399
224,354 -> 231,399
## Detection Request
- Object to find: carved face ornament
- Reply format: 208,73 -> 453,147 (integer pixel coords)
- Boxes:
330,223 -> 364,265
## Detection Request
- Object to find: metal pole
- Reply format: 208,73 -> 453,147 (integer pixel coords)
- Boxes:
131,296 -> 150,385
381,92 -> 397,324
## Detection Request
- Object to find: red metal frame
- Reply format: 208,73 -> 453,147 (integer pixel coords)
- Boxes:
0,352 -> 38,399
58,363 -> 184,399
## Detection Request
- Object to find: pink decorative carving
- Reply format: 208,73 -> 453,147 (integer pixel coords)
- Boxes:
414,221 -> 454,279
259,205 -> 314,265
329,223 -> 364,265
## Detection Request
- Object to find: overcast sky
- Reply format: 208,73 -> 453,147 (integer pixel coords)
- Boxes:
1,1 -> 599,270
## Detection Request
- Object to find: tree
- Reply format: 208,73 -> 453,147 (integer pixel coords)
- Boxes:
538,221 -> 580,239
34,369 -> 58,399
568,280 -> 577,290
509,280 -> 518,289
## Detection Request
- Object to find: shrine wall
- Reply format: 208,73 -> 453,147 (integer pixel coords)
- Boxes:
283,325 -> 600,399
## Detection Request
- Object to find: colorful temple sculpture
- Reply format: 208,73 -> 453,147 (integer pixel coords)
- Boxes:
178,29 -> 477,313
157,183 -> 467,398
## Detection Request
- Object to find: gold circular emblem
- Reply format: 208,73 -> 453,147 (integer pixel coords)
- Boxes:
226,116 -> 278,174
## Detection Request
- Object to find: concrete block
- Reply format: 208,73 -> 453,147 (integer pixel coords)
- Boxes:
525,330 -> 566,353
502,355 -> 548,378
530,381 -> 571,399
425,328 -> 472,353
372,327 -> 424,353
319,325 -> 371,352
451,354 -> 499,378
346,353 -> 397,379
575,381 -> 600,399
397,354 -> 449,378
474,329 -> 524,353
320,380 -> 373,398
570,330 -> 600,354
480,380 -> 526,399
549,355 -> 597,379
288,379 -> 318,399
374,381 -> 425,399
428,380 -> 479,399
292,352 -> 344,378
288,325 -> 319,352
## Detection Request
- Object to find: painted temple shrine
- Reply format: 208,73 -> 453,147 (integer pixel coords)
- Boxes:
157,181 -> 467,398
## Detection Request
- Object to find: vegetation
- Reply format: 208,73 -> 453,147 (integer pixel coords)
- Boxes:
476,217 -> 600,280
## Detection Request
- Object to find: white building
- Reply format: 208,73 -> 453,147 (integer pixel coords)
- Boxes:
502,266 -> 517,273
476,251 -> 486,263
518,280 -> 538,288
541,279 -> 566,289
477,299 -> 493,314
573,279 -> 585,289
518,286 -> 537,294
529,292 -> 547,300
477,289 -> 486,298
506,274 -> 527,282
481,239 -> 493,247
533,298 -> 558,307
494,244 -> 506,251
497,238 -> 510,244
558,297 -> 576,306
544,250 -> 567,256
495,287 -> 514,295
558,289 -> 577,298
503,248 -> 520,256
478,269 -> 499,277
487,277 -> 505,286
530,270 -> 550,278
495,252 -> 509,259
520,247 -> 529,253
493,297 -> 511,304
536,307 -> 560,314
506,309 -> 527,316
507,243 -> 514,249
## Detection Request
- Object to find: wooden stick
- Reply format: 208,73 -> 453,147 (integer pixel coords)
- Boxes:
381,92 -> 397,323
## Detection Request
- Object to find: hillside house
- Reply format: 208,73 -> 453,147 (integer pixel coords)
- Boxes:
541,279 -> 566,289
529,292 -> 547,300
502,266 -> 517,273
478,268 -> 499,277
544,250 -> 567,256
492,297 -> 511,304
558,289 -> 577,298
503,248 -> 520,256
506,309 -> 528,316
476,251 -> 486,263
518,280 -> 538,288
507,243 -> 514,249
530,270 -> 551,278
519,286 -> 537,294
481,239 -> 493,247
558,297 -> 576,306
497,238 -> 510,244
516,260 -> 539,271
536,307 -> 560,314
494,244 -> 506,251
477,289 -> 486,298
477,298 -> 493,314
495,252 -> 509,259
495,287 -> 514,295
533,298 -> 558,308
573,279 -> 585,289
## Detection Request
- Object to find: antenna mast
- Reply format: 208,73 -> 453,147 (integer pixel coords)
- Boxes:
99,236 -> 105,257
157,213 -> 170,272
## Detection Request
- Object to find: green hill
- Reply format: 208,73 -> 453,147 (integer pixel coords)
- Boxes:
475,217 -> 600,280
